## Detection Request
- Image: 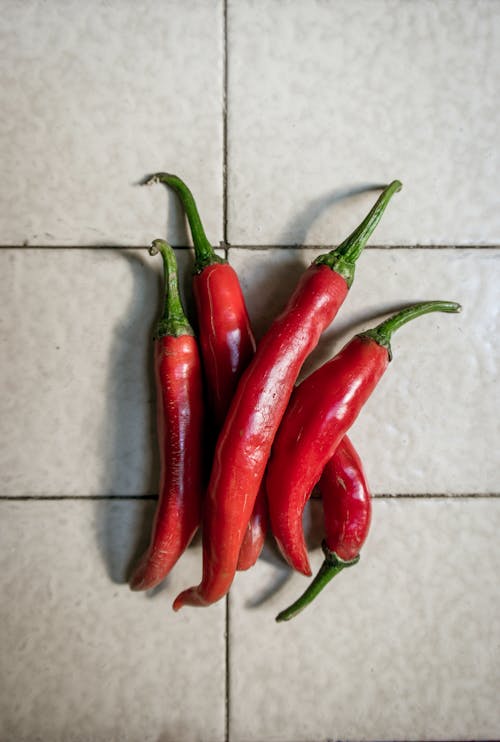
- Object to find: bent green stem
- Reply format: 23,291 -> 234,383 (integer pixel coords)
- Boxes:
149,239 -> 193,338
146,173 -> 225,273
276,543 -> 360,623
361,300 -> 461,360
315,180 -> 402,287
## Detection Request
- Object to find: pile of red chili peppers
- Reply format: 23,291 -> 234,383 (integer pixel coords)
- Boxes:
129,173 -> 461,622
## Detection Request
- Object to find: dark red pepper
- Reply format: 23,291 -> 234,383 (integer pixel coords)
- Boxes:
236,486 -> 268,571
173,181 -> 402,610
147,173 -> 266,569
267,301 -> 461,582
129,240 -> 204,591
275,435 -> 371,622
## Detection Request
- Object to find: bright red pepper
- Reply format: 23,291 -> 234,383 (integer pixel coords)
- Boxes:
267,301 -> 461,580
129,240 -> 204,591
147,173 -> 266,570
236,486 -> 268,571
320,436 -> 372,561
173,181 -> 402,610
275,435 -> 371,622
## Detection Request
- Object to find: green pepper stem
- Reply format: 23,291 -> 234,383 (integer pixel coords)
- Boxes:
149,239 -> 193,338
146,173 -> 225,273
276,545 -> 360,623
315,180 -> 402,287
361,300 -> 461,360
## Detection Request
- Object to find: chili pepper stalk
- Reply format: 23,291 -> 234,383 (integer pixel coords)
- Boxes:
269,300 -> 461,603
276,434 -> 370,621
145,172 -> 225,273
276,543 -> 360,623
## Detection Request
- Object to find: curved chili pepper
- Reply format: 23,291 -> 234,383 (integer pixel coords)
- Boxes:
276,435 -> 371,622
147,173 -> 265,570
173,181 -> 402,610
146,173 -> 256,425
267,300 -> 461,579
236,487 -> 268,571
129,240 -> 204,591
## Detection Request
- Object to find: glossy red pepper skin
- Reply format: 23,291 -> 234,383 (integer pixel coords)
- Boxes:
268,300 -> 461,578
173,181 -> 402,610
148,173 -> 266,570
193,263 -> 256,427
236,485 -> 268,571
320,435 -> 371,561
194,262 -> 267,570
129,241 -> 204,592
173,264 -> 351,608
130,336 -> 204,590
268,335 -> 386,576
275,434 -> 371,622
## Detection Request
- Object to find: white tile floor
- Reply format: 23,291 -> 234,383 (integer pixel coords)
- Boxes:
1,2 -> 499,741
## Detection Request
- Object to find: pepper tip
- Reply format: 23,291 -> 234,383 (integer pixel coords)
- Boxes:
172,591 -> 187,612
144,172 -> 175,187
149,238 -> 168,257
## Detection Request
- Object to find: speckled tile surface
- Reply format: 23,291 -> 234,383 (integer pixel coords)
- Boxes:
228,498 -> 500,742
0,499 -> 225,742
0,248 -> 223,497
0,0 -> 223,246
1,1 -> 499,740
229,247 -> 500,495
227,0 -> 500,245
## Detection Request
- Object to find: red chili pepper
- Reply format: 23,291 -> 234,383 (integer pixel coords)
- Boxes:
173,181 -> 402,610
129,240 -> 204,591
267,300 -> 461,582
147,173 -> 266,569
236,486 -> 268,571
275,435 -> 371,622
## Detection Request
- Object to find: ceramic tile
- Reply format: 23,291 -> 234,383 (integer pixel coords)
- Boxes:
0,247 -> 223,497
0,0 -> 223,246
227,0 -> 500,245
228,498 -> 500,741
0,499 -> 224,742
228,247 -> 500,495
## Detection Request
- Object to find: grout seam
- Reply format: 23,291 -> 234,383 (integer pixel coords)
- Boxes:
0,495 -> 158,501
222,0 -> 229,249
0,244 -> 498,251
225,243 -> 500,251
0,494 -> 499,501
222,3 -> 230,741
225,594 -> 230,742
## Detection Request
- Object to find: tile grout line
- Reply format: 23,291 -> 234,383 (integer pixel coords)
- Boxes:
222,0 -> 229,248
1,494 -> 499,501
225,243 -> 500,251
222,3 -> 231,742
0,243 -> 498,251
225,595 -> 230,742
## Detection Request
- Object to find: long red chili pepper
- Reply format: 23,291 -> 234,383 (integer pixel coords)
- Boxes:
173,181 -> 402,610
129,240 -> 204,591
267,300 -> 461,579
147,173 -> 266,570
146,173 -> 256,425
275,435 -> 371,622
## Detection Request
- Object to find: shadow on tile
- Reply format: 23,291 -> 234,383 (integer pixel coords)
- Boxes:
95,248 -> 159,585
300,299 -> 414,382
244,498 -> 325,609
96,239 -> 203,595
137,174 -> 190,249
277,182 -> 385,246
